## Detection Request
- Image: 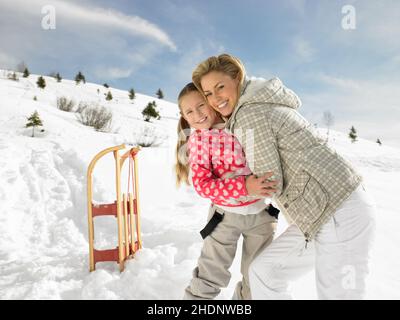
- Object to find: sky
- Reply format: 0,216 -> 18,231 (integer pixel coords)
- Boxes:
0,0 -> 399,147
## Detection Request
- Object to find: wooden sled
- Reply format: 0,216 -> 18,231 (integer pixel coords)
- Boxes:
87,144 -> 142,272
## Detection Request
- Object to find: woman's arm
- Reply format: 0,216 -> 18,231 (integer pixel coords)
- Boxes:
231,106 -> 283,197
190,163 -> 275,202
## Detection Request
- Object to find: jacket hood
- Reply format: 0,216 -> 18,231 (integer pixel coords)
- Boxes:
235,76 -> 301,113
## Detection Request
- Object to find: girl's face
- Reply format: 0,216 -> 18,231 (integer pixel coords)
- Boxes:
180,91 -> 220,130
200,71 -> 240,117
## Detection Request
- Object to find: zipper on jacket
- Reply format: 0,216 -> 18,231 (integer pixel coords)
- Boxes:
304,232 -> 311,249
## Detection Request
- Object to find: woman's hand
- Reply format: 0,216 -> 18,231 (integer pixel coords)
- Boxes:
245,172 -> 278,197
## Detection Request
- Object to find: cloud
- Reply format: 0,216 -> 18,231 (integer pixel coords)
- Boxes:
94,67 -> 133,80
0,0 -> 178,84
282,0 -> 307,16
160,40 -> 226,97
299,73 -> 400,148
292,37 -> 315,62
307,0 -> 400,54
391,55 -> 400,65
0,0 -> 176,51
317,74 -> 361,91
0,51 -> 18,70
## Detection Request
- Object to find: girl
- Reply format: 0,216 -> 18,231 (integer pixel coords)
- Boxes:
175,82 -> 278,300
191,53 -> 376,299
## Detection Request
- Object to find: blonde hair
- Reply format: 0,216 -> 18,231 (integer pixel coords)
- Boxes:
192,53 -> 246,105
175,82 -> 198,187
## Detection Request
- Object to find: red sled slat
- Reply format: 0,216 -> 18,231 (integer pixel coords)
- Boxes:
93,247 -> 119,264
133,199 -> 137,215
92,202 -> 118,217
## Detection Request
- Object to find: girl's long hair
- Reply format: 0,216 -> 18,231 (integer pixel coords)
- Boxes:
175,82 -> 198,187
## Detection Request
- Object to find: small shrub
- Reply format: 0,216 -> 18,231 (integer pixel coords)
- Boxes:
23,68 -> 30,78
37,76 -> 46,89
75,71 -> 86,84
349,126 -> 357,143
142,101 -> 160,122
129,88 -> 135,101
57,97 -> 75,112
156,88 -> 164,99
76,103 -> 112,132
105,91 -> 113,101
75,102 -> 87,114
134,126 -> 166,147
7,72 -> 19,81
26,110 -> 43,137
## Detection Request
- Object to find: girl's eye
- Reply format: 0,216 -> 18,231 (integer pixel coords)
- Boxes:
218,85 -> 224,90
186,111 -> 192,115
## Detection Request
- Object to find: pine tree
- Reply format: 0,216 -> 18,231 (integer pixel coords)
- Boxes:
37,76 -> 46,89
75,71 -> 86,84
23,68 -> 30,78
105,91 -> 113,101
75,72 -> 80,84
142,101 -> 160,122
56,73 -> 62,82
376,138 -> 382,146
26,110 -> 43,137
349,126 -> 357,143
129,88 -> 135,101
156,88 -> 164,99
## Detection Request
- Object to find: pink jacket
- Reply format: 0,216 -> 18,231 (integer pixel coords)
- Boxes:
188,128 -> 259,207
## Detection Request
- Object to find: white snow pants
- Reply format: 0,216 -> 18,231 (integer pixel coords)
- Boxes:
249,184 -> 376,300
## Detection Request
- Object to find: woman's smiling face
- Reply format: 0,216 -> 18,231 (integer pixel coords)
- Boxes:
200,71 -> 240,117
180,90 -> 219,130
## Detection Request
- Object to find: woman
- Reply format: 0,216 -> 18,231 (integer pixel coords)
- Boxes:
191,53 -> 376,299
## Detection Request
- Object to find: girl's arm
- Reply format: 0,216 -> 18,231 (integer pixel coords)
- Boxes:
190,162 -> 248,203
188,133 -> 249,203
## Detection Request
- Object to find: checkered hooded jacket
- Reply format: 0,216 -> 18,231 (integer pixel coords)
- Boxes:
225,76 -> 362,241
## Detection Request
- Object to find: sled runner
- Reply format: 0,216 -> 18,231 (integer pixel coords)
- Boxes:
87,144 -> 142,272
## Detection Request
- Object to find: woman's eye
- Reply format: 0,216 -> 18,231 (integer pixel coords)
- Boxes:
204,93 -> 211,97
218,85 -> 224,90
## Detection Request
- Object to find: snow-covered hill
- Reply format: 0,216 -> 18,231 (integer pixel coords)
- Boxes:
0,70 -> 399,299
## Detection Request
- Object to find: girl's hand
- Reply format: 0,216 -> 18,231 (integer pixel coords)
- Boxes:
245,172 -> 278,197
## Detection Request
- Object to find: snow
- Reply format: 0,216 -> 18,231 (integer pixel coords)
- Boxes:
0,70 -> 399,300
